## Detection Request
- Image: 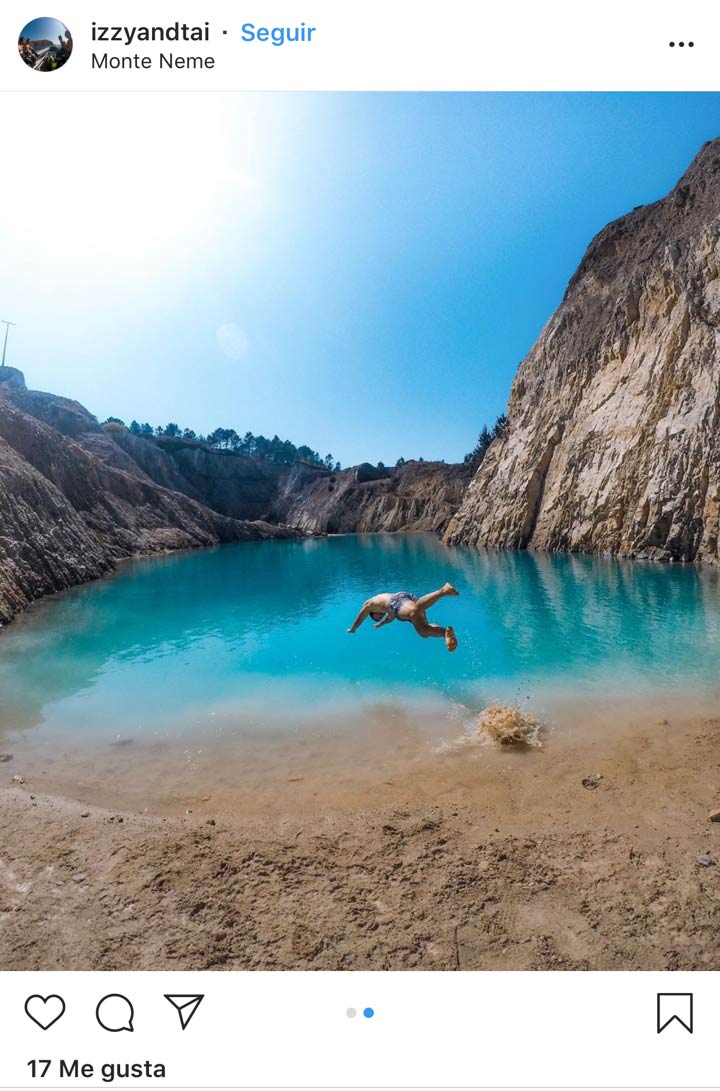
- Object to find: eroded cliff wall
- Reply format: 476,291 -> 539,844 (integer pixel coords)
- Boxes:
282,460 -> 474,535
0,370 -> 297,624
111,432 -> 288,521
445,138 -> 720,562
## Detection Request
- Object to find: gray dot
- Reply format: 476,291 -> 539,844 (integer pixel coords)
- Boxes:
346,1007 -> 357,1018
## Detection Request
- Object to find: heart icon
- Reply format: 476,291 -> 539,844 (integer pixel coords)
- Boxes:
24,994 -> 66,1030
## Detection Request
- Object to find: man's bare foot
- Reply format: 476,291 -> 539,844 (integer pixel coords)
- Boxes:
445,625 -> 458,652
443,583 -> 460,596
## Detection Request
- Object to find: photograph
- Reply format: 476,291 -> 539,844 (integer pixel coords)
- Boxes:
0,91 -> 719,972
17,17 -> 73,72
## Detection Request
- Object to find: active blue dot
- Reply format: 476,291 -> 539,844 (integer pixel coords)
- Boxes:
363,1007 -> 374,1019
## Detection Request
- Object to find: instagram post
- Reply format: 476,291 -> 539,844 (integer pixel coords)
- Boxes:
1,1 -> 720,1086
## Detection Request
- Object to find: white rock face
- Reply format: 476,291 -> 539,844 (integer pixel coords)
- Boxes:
445,138 -> 720,562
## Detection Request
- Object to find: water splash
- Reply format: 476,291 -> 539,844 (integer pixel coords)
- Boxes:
476,705 -> 547,748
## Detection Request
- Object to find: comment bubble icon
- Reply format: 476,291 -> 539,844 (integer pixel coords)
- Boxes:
96,994 -> 134,1032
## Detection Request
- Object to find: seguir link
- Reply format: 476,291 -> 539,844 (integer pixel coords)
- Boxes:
241,23 -> 317,45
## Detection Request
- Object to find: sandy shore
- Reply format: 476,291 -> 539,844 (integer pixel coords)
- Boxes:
2,701 -> 720,970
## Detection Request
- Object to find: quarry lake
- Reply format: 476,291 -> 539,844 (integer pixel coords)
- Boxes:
1,533 -> 720,812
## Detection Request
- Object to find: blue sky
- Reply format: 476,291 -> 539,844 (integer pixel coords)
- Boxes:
19,17 -> 68,43
1,92 -> 719,465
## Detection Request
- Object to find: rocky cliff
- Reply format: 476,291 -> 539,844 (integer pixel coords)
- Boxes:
109,430 -> 289,522
0,368 -> 297,625
445,138 -> 720,562
282,459 -> 474,534
106,436 -> 471,533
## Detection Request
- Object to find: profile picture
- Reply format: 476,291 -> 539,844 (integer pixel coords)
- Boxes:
18,16 -> 72,72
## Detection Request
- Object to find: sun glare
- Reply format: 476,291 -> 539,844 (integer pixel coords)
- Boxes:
1,94 -> 271,273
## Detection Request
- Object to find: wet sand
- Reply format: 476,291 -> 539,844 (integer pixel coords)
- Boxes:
2,698 -> 720,970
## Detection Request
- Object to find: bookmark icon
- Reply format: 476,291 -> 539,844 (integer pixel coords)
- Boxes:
164,994 -> 204,1030
657,993 -> 693,1034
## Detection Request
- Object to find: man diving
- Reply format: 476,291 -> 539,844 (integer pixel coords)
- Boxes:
347,583 -> 459,652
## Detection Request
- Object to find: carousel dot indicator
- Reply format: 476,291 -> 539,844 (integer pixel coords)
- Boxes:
346,1007 -> 357,1018
363,1007 -> 375,1018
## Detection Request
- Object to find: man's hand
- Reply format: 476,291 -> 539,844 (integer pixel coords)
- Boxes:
347,627 -> 355,633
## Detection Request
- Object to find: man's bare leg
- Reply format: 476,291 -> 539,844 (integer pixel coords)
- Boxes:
414,582 -> 460,612
411,616 -> 458,652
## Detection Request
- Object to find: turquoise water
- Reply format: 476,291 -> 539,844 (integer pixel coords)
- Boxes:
1,533 -> 719,743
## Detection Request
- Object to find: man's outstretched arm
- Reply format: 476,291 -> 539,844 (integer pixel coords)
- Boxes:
347,601 -> 372,633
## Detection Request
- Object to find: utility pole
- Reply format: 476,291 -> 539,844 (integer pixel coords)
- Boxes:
1,320 -> 15,369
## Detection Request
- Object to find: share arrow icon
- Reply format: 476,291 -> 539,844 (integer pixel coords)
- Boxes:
164,994 -> 204,1030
